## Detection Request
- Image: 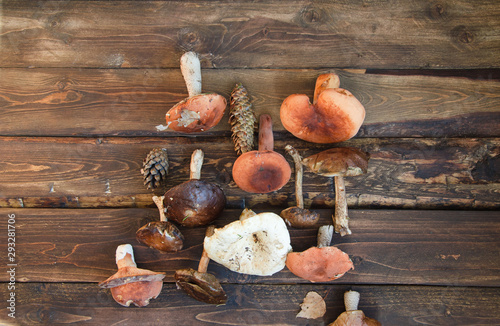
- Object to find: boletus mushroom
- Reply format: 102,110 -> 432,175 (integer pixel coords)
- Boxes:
286,225 -> 353,282
136,195 -> 184,252
158,52 -> 227,133
163,149 -> 226,227
280,72 -> 365,143
98,244 -> 165,307
232,114 -> 291,193
174,225 -> 227,305
303,147 -> 369,236
280,145 -> 319,228
329,290 -> 381,326
204,208 -> 292,276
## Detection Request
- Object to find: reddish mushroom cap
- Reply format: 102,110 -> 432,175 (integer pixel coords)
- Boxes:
165,93 -> 227,133
286,246 -> 353,282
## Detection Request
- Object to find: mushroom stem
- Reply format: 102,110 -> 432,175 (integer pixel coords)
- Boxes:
190,149 -> 204,180
284,145 -> 304,209
198,225 -> 215,273
334,175 -> 351,236
317,225 -> 333,248
152,195 -> 167,222
313,73 -> 340,104
258,114 -> 274,151
115,244 -> 137,269
180,52 -> 202,98
344,290 -> 360,311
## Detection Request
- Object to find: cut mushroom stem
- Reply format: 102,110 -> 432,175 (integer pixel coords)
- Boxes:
313,73 -> 340,104
286,145 -> 304,209
317,225 -> 334,248
152,195 -> 167,222
190,149 -> 204,180
334,176 -> 350,236
180,51 -> 202,98
344,290 -> 361,311
197,225 -> 215,273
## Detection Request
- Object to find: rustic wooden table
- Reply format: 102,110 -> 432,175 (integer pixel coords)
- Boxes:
1,1 -> 499,325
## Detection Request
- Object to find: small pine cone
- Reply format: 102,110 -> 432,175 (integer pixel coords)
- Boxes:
141,148 -> 169,190
229,83 -> 257,155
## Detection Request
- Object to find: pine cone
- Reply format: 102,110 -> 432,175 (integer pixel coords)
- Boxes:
229,83 -> 257,155
141,148 -> 169,190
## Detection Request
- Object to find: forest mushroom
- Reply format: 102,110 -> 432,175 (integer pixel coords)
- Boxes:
163,149 -> 226,227
98,244 -> 165,307
174,225 -> 227,305
280,72 -> 365,143
136,195 -> 184,252
158,52 -> 227,133
204,208 -> 292,276
329,291 -> 381,326
280,145 -> 319,228
286,225 -> 353,282
232,114 -> 291,193
303,148 -> 370,236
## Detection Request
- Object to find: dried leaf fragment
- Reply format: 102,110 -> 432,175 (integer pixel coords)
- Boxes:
296,291 -> 326,319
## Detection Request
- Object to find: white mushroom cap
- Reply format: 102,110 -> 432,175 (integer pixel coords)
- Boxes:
204,211 -> 292,276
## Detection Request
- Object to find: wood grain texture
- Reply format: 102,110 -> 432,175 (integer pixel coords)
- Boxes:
4,283 -> 500,326
1,208 -> 498,286
0,137 -> 498,209
1,1 -> 500,69
0,68 -> 499,137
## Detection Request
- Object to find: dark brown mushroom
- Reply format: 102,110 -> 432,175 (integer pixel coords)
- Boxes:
98,244 -> 165,307
136,195 -> 184,252
303,148 -> 370,236
163,149 -> 226,227
174,225 -> 227,305
280,145 -> 319,228
232,114 -> 291,193
158,52 -> 227,133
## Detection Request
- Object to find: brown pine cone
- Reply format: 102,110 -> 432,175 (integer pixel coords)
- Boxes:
229,83 -> 257,155
141,148 -> 169,190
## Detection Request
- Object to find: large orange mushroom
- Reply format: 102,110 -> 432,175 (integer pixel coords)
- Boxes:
280,73 -> 365,143
329,291 -> 381,326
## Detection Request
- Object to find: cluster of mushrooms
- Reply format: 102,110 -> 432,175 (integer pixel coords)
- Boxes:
99,52 -> 379,324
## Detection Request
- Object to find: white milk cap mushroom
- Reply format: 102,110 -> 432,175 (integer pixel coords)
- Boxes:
204,211 -> 292,276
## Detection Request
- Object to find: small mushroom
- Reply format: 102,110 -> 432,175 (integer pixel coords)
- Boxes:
159,52 -> 227,133
280,145 -> 319,228
286,225 -> 353,282
329,291 -> 381,326
232,114 -> 291,193
163,149 -> 226,227
280,72 -> 365,143
204,208 -> 292,276
136,195 -> 184,252
98,244 -> 165,307
174,225 -> 227,305
303,147 -> 369,236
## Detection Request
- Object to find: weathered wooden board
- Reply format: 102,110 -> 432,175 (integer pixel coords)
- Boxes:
0,137 -> 498,209
1,208 -> 498,286
4,283 -> 500,326
1,68 -> 499,137
2,1 -> 500,69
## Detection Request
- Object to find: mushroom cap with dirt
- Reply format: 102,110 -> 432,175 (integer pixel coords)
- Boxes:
280,72 -> 365,143
161,52 -> 227,133
329,291 -> 381,326
204,208 -> 292,276
98,244 -> 165,307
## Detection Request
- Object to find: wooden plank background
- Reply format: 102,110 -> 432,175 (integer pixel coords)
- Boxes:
1,0 -> 499,325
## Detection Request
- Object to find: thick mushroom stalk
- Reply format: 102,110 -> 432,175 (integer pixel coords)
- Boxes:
163,149 -> 226,227
98,244 -> 165,307
280,72 -> 365,143
232,114 -> 291,193
136,196 -> 184,252
329,291 -> 381,326
280,145 -> 319,228
286,225 -> 353,282
158,52 -> 227,133
204,209 -> 292,276
174,226 -> 227,305
303,148 -> 370,236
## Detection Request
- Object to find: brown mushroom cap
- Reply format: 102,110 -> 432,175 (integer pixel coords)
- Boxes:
165,93 -> 227,133
302,147 -> 370,177
280,73 -> 365,144
232,114 -> 291,193
136,221 -> 184,252
174,268 -> 227,305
